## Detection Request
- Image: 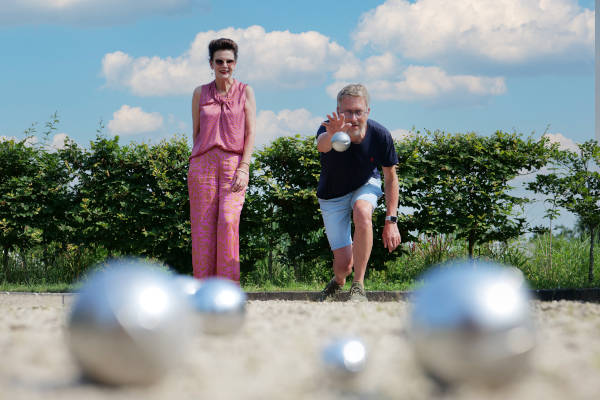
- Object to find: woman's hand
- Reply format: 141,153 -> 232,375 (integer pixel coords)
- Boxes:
232,168 -> 249,192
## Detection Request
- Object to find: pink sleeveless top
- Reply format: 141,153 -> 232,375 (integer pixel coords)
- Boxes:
190,79 -> 247,159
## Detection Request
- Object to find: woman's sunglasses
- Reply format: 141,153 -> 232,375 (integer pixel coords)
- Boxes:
214,59 -> 235,66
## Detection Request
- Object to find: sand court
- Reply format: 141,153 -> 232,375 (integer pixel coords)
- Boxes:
1,293 -> 599,400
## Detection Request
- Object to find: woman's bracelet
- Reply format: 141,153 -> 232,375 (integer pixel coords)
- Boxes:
238,161 -> 250,167
236,168 -> 249,175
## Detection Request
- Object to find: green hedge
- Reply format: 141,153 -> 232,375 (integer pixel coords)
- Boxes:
0,130 -> 563,284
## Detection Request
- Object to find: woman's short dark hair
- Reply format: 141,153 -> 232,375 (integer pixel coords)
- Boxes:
208,38 -> 238,61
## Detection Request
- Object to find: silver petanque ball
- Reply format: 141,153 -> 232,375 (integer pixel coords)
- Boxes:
321,337 -> 367,380
67,259 -> 193,386
331,131 -> 351,152
408,260 -> 536,386
173,274 -> 203,298
191,277 -> 247,335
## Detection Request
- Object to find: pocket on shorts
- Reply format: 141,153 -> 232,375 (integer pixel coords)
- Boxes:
367,177 -> 383,198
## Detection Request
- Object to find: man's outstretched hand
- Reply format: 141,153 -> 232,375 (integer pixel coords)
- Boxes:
321,112 -> 351,134
382,223 -> 401,253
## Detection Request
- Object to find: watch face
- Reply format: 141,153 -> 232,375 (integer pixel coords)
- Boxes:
386,216 -> 397,223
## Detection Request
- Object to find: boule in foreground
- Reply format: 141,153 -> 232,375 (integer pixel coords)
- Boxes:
408,260 -> 536,386
67,259 -> 193,386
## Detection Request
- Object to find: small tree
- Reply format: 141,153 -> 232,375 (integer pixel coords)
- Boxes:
401,130 -> 551,257
529,140 -> 600,282
528,171 -> 562,278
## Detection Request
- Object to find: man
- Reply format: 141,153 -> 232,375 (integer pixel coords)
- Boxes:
316,84 -> 401,302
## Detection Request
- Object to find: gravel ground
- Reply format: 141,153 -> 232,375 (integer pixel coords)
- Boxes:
1,293 -> 599,400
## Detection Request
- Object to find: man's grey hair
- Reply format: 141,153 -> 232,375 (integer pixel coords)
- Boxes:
337,84 -> 370,109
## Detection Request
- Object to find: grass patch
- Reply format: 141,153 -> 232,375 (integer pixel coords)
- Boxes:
242,281 -> 324,292
2,233 -> 599,292
0,282 -> 74,293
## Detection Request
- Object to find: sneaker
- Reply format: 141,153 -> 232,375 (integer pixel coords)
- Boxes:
319,278 -> 343,302
349,282 -> 368,302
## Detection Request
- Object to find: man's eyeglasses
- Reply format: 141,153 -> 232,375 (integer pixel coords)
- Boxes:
214,59 -> 235,66
341,110 -> 366,118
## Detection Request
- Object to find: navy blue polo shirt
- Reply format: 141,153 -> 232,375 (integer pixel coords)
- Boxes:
316,119 -> 398,199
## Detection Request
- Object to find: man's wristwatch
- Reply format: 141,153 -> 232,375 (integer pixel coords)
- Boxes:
385,215 -> 398,223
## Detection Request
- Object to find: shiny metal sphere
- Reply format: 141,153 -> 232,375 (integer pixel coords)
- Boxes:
173,274 -> 203,297
408,260 -> 535,386
331,131 -> 351,152
191,277 -> 247,335
321,337 -> 367,379
67,259 -> 193,386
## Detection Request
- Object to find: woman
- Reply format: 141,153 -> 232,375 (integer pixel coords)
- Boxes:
188,38 -> 256,283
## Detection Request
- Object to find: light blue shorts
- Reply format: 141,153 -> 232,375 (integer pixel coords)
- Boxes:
318,177 -> 383,251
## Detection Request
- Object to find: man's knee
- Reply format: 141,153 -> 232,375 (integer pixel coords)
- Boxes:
352,201 -> 373,230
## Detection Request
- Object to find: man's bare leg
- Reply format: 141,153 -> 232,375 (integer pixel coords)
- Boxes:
351,200 -> 373,284
332,245 -> 353,285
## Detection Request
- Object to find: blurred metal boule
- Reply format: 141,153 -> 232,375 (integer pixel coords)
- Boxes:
67,258 -> 193,386
408,259 -> 536,386
191,277 -> 247,335
173,274 -> 203,297
321,337 -> 367,380
331,131 -> 351,152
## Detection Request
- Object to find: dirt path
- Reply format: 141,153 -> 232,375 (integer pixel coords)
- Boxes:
0,293 -> 599,399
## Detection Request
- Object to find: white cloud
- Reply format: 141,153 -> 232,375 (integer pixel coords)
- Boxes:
328,65 -> 506,103
255,108 -> 323,148
353,0 -> 593,71
50,133 -> 70,150
102,25 -> 355,96
108,105 -> 164,135
334,52 -> 399,81
101,24 -> 508,105
102,51 -> 200,97
0,0 -> 205,26
390,128 -> 414,142
542,132 -> 579,152
0,133 -> 70,151
363,53 -> 400,81
0,135 -> 38,147
333,61 -> 364,81
510,132 -> 580,183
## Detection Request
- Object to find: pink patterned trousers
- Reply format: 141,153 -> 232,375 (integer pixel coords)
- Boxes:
188,147 -> 246,282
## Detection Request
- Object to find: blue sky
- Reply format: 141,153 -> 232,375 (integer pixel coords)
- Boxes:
0,0 -> 596,230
